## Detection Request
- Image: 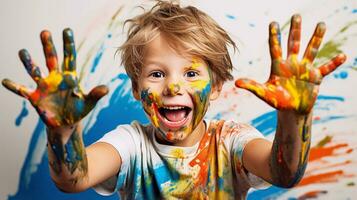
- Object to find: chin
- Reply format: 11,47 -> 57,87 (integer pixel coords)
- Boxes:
157,125 -> 192,142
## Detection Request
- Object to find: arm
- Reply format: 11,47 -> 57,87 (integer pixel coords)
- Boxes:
235,14 -> 346,187
2,29 -> 121,192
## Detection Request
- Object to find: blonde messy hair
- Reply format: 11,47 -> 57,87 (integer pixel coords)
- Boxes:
120,0 -> 237,91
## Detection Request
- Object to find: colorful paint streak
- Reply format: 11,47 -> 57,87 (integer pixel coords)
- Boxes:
15,101 -> 29,126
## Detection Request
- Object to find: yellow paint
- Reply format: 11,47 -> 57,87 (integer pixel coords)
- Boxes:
300,69 -> 310,80
45,71 -> 63,92
191,58 -> 202,69
284,79 -> 300,108
189,80 -> 209,91
152,113 -> 159,127
170,148 -> 185,158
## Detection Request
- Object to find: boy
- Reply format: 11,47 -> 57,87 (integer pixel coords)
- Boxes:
2,1 -> 346,199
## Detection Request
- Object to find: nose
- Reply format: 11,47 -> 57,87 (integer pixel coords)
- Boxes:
163,83 -> 181,96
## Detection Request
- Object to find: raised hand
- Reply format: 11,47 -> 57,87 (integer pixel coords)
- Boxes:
2,28 -> 108,128
235,14 -> 346,114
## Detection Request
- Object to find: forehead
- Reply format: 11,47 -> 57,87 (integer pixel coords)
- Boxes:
143,34 -> 208,70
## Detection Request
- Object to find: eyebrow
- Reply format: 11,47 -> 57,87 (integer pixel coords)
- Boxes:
186,61 -> 203,70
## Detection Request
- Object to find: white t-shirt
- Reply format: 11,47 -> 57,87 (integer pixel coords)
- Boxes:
93,120 -> 269,199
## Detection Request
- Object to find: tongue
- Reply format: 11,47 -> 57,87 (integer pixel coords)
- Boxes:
164,110 -> 186,122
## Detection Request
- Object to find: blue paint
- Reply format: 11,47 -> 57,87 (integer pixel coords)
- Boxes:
74,99 -> 85,117
226,14 -> 236,20
317,95 -> 344,101
200,82 -> 211,101
250,110 -> 277,136
313,115 -> 347,124
111,72 -> 127,82
314,95 -> 345,111
89,33 -> 111,73
90,43 -> 105,73
247,185 -> 288,200
352,9 -> 357,13
83,73 -> 148,145
333,70 -> 348,79
212,113 -> 222,120
15,101 -> 29,126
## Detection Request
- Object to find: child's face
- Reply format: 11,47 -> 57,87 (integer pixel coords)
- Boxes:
133,35 -> 221,145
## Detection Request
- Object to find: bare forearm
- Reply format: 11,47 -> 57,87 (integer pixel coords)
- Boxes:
47,124 -> 89,192
269,110 -> 312,188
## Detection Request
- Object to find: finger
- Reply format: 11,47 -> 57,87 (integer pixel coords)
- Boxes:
235,78 -> 269,98
287,14 -> 301,57
2,78 -> 31,98
63,28 -> 77,72
40,30 -> 59,72
302,22 -> 326,64
269,22 -> 282,61
318,53 -> 346,77
19,49 -> 43,83
87,85 -> 109,103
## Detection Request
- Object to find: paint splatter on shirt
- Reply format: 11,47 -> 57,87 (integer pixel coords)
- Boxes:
93,120 -> 269,199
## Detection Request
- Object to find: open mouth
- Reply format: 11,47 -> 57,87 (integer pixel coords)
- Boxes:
157,106 -> 192,129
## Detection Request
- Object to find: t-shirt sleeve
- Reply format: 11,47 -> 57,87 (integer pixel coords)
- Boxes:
227,122 -> 271,189
92,123 -> 139,196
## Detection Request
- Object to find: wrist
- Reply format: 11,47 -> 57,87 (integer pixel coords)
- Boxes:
46,123 -> 81,145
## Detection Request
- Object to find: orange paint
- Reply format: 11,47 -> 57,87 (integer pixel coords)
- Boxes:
306,160 -> 352,174
167,132 -> 173,140
297,190 -> 327,200
309,143 -> 351,161
298,170 -> 344,186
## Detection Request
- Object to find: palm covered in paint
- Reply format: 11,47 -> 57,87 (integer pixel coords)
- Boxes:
2,29 -> 108,128
235,14 -> 346,114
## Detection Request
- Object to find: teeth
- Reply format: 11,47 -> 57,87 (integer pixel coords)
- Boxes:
163,106 -> 185,110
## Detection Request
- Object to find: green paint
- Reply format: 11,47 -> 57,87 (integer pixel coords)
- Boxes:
347,182 -> 355,186
315,135 -> 332,148
315,20 -> 357,66
315,38 -> 346,66
339,20 -> 357,33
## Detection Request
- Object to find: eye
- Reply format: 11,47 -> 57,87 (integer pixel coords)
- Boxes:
149,71 -> 165,78
185,70 -> 199,78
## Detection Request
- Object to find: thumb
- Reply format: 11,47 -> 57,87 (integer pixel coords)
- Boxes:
87,85 -> 109,103
235,78 -> 267,99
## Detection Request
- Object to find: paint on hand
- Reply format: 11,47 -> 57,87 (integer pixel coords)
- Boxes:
47,125 -> 87,179
235,14 -> 346,114
239,14 -> 346,187
2,28 -> 108,179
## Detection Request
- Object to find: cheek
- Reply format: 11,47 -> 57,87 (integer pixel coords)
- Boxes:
187,80 -> 212,104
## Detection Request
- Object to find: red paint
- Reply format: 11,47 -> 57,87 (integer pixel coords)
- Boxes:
167,132 -> 173,140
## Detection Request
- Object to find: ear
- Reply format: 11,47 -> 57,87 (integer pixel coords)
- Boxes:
210,82 -> 223,101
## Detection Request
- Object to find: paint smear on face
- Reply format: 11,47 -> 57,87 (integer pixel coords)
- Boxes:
140,60 -> 212,142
